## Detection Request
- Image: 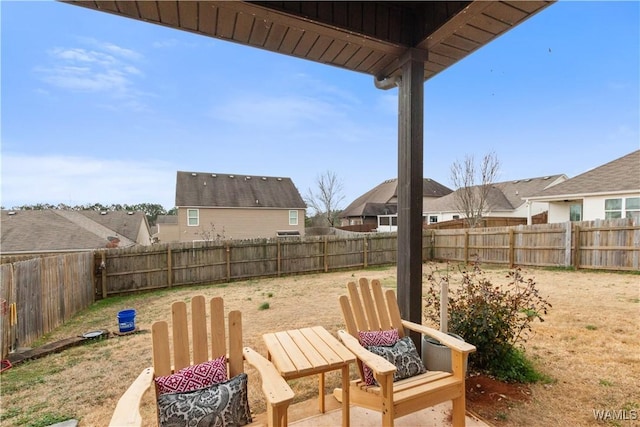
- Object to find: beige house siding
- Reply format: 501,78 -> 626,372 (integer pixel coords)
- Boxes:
155,223 -> 180,243
177,207 -> 305,241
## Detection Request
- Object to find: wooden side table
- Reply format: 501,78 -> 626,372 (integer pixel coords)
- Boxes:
263,326 -> 355,427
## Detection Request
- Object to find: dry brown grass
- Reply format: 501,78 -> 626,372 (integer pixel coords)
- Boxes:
1,264 -> 638,426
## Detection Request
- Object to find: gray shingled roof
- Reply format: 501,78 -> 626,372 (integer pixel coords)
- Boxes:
175,171 -> 306,209
0,210 -> 145,253
424,174 -> 566,213
527,150 -> 640,200
341,178 -> 452,217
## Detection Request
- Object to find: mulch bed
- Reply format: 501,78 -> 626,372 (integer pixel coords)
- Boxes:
466,373 -> 532,425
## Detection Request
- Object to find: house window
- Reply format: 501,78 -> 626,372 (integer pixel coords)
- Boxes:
391,216 -> 397,226
453,215 -> 460,220
569,204 -> 582,222
187,209 -> 199,226
604,198 -> 622,219
625,197 -> 640,221
379,217 -> 390,226
289,210 -> 298,226
429,216 -> 438,223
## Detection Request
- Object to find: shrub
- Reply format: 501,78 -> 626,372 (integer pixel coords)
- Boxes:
424,262 -> 551,381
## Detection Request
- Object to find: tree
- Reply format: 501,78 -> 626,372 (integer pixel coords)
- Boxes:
304,171 -> 345,227
450,151 -> 500,228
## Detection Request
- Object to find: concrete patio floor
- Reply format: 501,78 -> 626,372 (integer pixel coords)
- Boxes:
285,394 -> 492,427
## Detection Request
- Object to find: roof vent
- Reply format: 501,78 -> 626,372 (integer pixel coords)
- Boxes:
211,174 -> 217,178
524,179 -> 531,182
100,211 -> 107,215
543,176 -> 550,180
255,199 -> 259,204
229,175 -> 235,178
261,177 -> 267,181
513,180 -> 520,183
277,177 -> 282,181
7,211 -> 16,215
191,173 -> 197,176
246,176 -> 251,180
127,211 -> 134,215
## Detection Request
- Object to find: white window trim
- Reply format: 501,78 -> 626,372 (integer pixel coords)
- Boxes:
187,209 -> 199,226
289,210 -> 298,226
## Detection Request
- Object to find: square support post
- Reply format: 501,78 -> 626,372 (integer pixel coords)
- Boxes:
396,48 -> 427,346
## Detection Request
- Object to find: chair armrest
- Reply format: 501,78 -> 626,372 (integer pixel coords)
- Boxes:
337,330 -> 396,377
243,347 -> 294,406
109,367 -> 154,427
401,320 -> 476,354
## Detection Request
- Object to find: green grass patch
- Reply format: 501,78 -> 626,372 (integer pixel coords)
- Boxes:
258,302 -> 270,310
599,379 -> 613,387
17,411 -> 75,427
488,347 -> 550,383
586,324 -> 598,331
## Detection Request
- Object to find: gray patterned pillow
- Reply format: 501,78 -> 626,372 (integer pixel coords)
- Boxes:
367,336 -> 426,384
157,372 -> 252,427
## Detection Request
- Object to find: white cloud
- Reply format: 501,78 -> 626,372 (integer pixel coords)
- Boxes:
1,154 -> 176,209
35,39 -> 147,108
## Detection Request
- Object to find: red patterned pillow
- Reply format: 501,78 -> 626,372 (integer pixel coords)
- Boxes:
358,329 -> 399,385
154,355 -> 228,396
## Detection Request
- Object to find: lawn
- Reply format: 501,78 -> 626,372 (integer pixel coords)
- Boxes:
0,263 -> 638,426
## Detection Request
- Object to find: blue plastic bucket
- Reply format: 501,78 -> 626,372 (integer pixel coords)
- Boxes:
117,309 -> 136,333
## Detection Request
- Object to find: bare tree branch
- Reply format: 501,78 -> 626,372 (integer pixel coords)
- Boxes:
450,152 -> 500,227
304,170 -> 345,227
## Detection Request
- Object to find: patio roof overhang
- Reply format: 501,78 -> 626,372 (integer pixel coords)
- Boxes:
60,0 -> 555,337
61,1 -> 553,84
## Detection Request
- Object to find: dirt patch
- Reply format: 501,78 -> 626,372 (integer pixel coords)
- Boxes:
466,373 -> 532,424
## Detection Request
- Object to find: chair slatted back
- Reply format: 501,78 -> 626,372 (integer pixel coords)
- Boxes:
340,278 -> 407,382
151,295 -> 245,379
341,278 -> 406,338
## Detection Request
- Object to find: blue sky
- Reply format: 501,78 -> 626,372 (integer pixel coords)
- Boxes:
2,1 -> 638,211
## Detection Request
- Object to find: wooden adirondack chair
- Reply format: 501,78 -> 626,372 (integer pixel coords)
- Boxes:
109,295 -> 294,427
335,278 -> 476,427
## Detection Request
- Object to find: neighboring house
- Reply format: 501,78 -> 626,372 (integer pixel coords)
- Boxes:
175,171 -> 306,241
0,210 -> 152,255
153,215 -> 179,243
526,150 -> 640,223
422,175 -> 566,225
340,178 -> 453,232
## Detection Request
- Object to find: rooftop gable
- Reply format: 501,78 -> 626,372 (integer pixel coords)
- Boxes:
527,150 -> 640,200
0,210 -> 142,253
341,178 -> 452,217
175,171 -> 306,209
424,174 -> 565,213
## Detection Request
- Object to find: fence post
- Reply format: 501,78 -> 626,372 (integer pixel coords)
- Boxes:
167,246 -> 173,288
464,230 -> 469,264
573,225 -> 581,270
101,251 -> 107,299
564,222 -> 572,267
277,240 -> 281,277
363,236 -> 368,268
226,244 -> 231,282
324,236 -> 328,273
508,228 -> 515,268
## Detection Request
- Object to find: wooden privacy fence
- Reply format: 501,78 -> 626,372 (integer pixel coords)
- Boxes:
0,252 -> 94,359
429,219 -> 639,270
98,234 -> 401,296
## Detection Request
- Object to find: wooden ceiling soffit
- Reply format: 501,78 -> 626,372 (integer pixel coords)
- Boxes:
62,1 -> 553,83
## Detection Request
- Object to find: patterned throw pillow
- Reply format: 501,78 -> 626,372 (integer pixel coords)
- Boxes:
367,336 -> 426,384
157,373 -> 252,427
155,356 -> 228,395
358,329 -> 400,386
